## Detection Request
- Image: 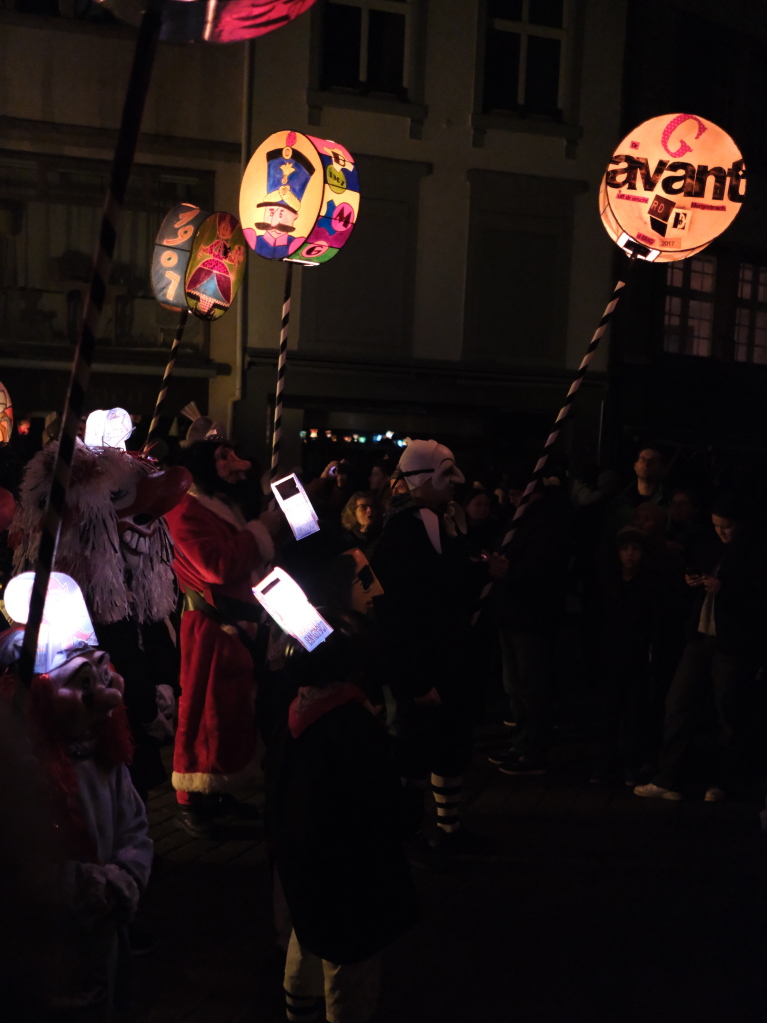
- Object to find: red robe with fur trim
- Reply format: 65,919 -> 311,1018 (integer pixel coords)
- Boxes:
165,491 -> 273,794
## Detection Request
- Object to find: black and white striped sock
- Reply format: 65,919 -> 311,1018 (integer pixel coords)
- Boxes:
431,774 -> 462,833
285,989 -> 322,1022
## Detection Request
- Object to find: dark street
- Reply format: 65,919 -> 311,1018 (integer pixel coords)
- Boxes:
128,725 -> 767,1023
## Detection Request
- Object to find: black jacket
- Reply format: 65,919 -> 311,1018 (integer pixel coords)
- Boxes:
267,701 -> 418,964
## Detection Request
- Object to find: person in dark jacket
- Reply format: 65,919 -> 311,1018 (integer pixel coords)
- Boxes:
635,494 -> 767,802
371,439 -> 507,858
267,609 -> 417,1023
590,527 -> 660,785
488,482 -> 570,775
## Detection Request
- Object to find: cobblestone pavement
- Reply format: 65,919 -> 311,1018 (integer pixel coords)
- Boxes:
120,725 -> 767,1023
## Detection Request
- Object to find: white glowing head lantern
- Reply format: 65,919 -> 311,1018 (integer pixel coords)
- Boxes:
253,567 -> 333,652
271,473 -> 320,540
84,408 -> 133,450
600,113 -> 746,262
4,572 -> 99,674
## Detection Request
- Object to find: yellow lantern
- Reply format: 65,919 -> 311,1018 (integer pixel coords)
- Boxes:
239,130 -> 359,266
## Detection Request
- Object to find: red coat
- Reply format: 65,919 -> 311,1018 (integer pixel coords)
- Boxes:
165,491 -> 272,794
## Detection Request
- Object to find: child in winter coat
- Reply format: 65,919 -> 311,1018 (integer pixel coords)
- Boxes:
0,572 -> 153,1022
266,607 -> 417,1023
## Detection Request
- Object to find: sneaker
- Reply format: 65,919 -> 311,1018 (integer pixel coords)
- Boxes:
704,787 -> 725,803
497,754 -> 548,776
431,826 -> 495,857
633,782 -> 682,801
488,746 -> 516,765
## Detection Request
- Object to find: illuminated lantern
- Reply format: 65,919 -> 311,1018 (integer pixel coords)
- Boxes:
0,380 -> 13,444
600,113 -> 746,263
151,205 -> 247,320
239,130 -> 359,266
84,408 -> 133,450
5,571 -> 98,673
97,0 -> 319,45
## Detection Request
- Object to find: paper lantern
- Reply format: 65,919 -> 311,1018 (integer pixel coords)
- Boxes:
97,0 -> 319,45
239,130 -> 360,266
600,113 -> 746,263
5,572 -> 98,674
0,380 -> 13,444
84,408 -> 133,450
151,205 -> 247,320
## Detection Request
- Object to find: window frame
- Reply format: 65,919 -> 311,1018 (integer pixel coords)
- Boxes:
733,260 -> 767,365
307,0 -> 427,139
471,0 -> 584,152
663,255 -> 718,359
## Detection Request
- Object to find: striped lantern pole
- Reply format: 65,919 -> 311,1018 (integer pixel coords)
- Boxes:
473,263 -> 636,622
270,261 -> 293,481
19,6 -> 162,686
143,309 -> 188,453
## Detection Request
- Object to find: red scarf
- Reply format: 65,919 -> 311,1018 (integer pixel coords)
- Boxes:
288,682 -> 367,739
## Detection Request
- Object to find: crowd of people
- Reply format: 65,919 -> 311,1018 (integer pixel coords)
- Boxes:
1,415 -> 766,1023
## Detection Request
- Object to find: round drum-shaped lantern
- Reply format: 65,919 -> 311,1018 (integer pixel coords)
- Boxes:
600,113 -> 746,263
151,204 -> 247,320
239,130 -> 360,267
0,379 -> 13,444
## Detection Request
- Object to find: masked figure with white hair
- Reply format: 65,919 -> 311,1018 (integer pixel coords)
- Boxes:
372,439 -> 507,861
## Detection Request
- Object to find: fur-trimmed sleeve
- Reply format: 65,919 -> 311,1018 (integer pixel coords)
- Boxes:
245,518 -> 275,566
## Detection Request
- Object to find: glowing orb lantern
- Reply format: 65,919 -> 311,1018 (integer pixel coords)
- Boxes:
5,572 -> 98,673
151,205 -> 247,320
0,380 -> 13,444
600,113 -> 746,263
84,408 -> 133,450
240,131 -> 359,266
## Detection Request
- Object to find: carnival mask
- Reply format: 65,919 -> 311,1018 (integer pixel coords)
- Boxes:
0,379 -> 13,444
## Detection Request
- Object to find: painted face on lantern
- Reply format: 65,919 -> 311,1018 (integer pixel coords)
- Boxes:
256,205 -> 299,235
348,547 -> 384,614
45,648 -> 125,741
214,444 -> 252,484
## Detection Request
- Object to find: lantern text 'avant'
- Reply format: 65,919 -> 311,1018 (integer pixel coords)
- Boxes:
600,113 -> 746,263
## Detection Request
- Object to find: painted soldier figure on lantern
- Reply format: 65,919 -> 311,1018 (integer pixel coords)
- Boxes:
252,138 -> 315,259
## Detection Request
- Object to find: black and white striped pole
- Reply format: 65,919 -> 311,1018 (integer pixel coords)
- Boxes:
143,309 -> 188,454
269,261 -> 293,481
473,262 -> 636,622
20,5 -> 162,685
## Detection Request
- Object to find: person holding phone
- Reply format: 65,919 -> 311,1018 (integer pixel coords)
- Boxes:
634,494 -> 766,802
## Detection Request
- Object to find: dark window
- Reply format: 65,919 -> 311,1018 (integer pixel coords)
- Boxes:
663,257 -> 717,357
734,263 -> 767,365
320,1 -> 411,100
483,0 -> 567,117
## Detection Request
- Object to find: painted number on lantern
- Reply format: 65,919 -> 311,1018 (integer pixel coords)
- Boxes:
161,250 -> 179,267
326,165 -> 347,194
162,224 -> 195,246
165,270 -> 181,301
175,207 -> 200,228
